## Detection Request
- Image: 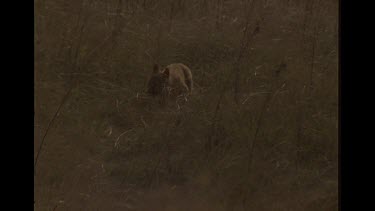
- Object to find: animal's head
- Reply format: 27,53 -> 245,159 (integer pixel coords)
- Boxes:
147,64 -> 170,96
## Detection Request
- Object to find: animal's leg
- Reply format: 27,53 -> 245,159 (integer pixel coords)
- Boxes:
183,84 -> 189,93
185,79 -> 193,92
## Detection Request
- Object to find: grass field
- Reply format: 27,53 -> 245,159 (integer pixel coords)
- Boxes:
34,0 -> 338,210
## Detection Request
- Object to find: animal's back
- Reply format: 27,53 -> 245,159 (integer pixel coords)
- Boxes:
164,63 -> 193,92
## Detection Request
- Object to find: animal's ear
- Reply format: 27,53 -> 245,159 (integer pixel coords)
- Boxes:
153,64 -> 160,74
163,68 -> 170,78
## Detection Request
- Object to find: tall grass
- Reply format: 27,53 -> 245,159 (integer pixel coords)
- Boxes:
35,0 -> 338,210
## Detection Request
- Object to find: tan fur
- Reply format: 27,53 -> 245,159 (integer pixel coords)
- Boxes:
147,63 -> 193,97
